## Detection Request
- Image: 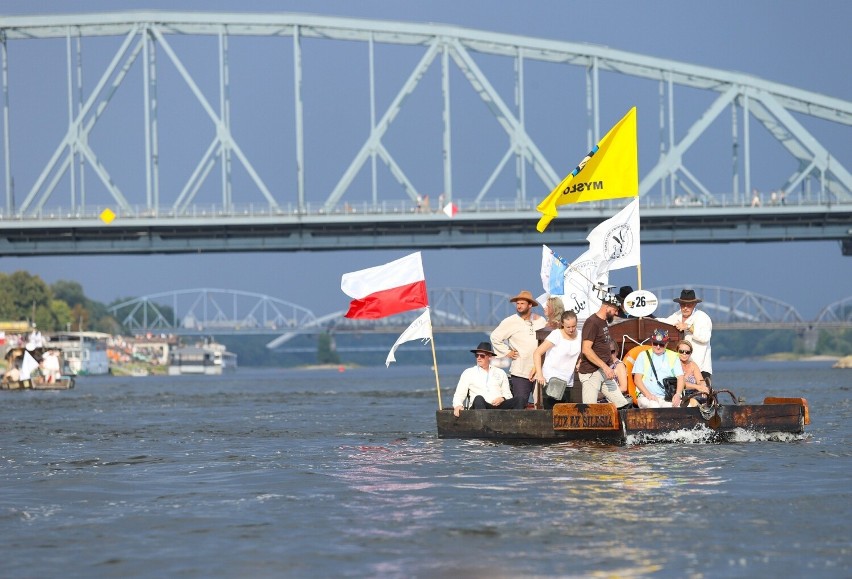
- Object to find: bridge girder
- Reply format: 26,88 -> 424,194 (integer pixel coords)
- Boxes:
1,10 -> 851,226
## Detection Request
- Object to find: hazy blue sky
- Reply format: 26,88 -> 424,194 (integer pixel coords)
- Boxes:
1,0 -> 850,320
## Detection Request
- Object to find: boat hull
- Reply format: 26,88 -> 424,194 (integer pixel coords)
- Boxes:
1,377 -> 75,390
436,399 -> 807,443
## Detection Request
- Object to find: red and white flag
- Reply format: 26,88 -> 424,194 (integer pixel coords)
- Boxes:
341,252 -> 429,319
442,202 -> 458,218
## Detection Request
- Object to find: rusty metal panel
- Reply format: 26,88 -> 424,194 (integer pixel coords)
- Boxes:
552,403 -> 619,430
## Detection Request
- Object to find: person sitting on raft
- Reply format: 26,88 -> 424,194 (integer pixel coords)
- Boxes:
632,329 -> 684,408
452,342 -> 517,417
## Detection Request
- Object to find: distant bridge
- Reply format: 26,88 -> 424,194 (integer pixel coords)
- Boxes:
108,287 -> 852,347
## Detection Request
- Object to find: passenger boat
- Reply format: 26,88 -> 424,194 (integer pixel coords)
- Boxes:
168,340 -> 237,375
436,318 -> 810,443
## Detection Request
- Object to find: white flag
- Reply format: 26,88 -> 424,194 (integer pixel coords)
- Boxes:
21,350 -> 40,380
562,248 -> 609,323
386,308 -> 433,367
586,198 -> 641,276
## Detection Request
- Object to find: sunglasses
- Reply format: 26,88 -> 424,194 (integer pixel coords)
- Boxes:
475,353 -> 489,358
678,349 -> 692,354
652,341 -> 666,347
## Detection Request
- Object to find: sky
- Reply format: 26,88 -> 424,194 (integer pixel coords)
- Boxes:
0,0 -> 850,321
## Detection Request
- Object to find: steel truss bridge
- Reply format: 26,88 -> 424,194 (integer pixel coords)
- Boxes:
107,287 -> 852,349
0,12 -> 851,256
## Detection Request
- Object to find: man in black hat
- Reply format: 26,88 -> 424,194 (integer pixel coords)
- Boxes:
660,288 -> 713,386
451,342 -> 517,417
616,286 -> 634,319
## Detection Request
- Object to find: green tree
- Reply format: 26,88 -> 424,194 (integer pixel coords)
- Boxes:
51,280 -> 87,309
51,299 -> 73,332
0,273 -> 17,320
0,271 -> 51,323
317,332 -> 340,364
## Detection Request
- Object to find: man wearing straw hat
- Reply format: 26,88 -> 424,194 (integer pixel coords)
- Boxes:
660,288 -> 713,387
490,290 -> 547,409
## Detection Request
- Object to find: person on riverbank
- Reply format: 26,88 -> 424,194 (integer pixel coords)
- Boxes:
576,293 -> 632,408
490,290 -> 547,409
452,342 -> 516,417
533,310 -> 581,409
660,288 -> 713,387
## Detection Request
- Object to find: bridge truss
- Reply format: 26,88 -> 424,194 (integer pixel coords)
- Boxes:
1,11 -> 851,225
109,288 -> 317,335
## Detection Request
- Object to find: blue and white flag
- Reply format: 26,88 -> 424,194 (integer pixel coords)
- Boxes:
540,245 -> 569,295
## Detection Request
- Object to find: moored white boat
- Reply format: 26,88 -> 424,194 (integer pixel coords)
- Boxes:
168,341 -> 237,375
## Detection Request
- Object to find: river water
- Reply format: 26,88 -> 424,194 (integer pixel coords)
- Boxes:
1,359 -> 850,578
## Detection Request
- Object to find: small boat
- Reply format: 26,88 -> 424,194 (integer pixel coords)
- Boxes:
1,375 -> 76,390
437,317 -> 810,443
2,346 -> 76,391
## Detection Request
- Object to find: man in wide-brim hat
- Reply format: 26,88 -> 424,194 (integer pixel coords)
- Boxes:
451,341 -> 517,416
661,288 -> 713,386
490,290 -> 546,409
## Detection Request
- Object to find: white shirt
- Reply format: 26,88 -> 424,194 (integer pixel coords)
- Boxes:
541,329 -> 582,384
660,308 -> 713,374
490,314 -> 547,378
452,365 -> 512,408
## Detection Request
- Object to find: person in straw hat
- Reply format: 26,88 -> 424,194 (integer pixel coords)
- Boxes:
490,290 -> 547,409
451,342 -> 517,417
660,288 -> 713,386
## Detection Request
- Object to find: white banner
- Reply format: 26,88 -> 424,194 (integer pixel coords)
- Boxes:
562,248 -> 609,323
586,198 -> 641,277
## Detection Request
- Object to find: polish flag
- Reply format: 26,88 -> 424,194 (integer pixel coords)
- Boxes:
341,252 -> 429,319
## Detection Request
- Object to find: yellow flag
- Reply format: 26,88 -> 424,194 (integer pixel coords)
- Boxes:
536,107 -> 638,232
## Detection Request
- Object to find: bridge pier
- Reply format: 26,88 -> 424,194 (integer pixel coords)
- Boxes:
800,326 -> 820,354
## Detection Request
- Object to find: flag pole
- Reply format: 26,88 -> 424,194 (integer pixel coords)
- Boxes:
636,204 -> 642,290
430,336 -> 442,409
